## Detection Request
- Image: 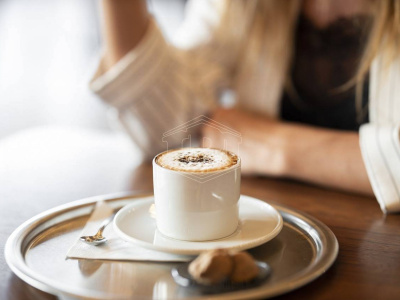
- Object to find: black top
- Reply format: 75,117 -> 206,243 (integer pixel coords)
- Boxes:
280,14 -> 372,131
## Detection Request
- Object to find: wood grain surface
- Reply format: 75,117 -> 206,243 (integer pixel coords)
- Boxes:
1,128 -> 399,300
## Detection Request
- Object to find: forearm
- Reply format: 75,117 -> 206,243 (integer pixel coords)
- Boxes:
202,108 -> 374,196
101,0 -> 150,70
280,124 -> 374,195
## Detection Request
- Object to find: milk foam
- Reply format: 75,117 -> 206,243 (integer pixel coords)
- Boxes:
156,148 -> 238,172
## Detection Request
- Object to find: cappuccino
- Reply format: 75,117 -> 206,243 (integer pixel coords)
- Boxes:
153,147 -> 241,241
155,148 -> 238,173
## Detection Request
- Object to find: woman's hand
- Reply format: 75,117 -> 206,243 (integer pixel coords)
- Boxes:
202,108 -> 373,196
201,108 -> 287,176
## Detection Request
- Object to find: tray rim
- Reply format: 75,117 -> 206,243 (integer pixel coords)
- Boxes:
4,192 -> 339,299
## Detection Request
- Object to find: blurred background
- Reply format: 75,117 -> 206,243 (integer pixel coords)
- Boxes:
0,0 -> 187,221
0,0 -> 186,139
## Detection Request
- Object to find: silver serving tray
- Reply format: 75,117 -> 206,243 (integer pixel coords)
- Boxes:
5,193 -> 338,299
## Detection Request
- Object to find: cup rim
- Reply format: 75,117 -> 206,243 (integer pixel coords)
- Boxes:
152,147 -> 241,174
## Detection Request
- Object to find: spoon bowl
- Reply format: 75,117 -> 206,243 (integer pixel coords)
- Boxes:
80,235 -> 107,246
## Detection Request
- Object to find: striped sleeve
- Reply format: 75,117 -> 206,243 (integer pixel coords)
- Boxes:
90,20 -> 171,108
359,124 -> 400,213
359,55 -> 400,213
89,0 -> 230,160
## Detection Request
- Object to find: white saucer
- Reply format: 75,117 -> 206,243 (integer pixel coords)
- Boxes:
113,195 -> 283,255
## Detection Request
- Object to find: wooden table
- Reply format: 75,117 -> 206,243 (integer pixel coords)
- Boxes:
1,127 -> 399,300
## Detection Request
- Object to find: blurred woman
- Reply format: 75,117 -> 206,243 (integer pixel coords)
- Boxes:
90,0 -> 400,213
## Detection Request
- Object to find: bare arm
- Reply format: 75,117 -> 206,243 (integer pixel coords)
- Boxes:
101,0 -> 150,70
281,120 -> 373,195
203,108 -> 374,196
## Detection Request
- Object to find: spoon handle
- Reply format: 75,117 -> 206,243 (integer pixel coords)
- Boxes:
95,213 -> 116,237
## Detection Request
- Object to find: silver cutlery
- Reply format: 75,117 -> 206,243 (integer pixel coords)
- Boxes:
80,213 -> 115,246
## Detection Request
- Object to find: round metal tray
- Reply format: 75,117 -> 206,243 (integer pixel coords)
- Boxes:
5,193 -> 338,299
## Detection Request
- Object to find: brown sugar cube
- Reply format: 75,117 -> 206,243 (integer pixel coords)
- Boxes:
188,249 -> 233,285
229,251 -> 259,283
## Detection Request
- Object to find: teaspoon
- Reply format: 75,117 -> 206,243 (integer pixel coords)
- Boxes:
80,213 -> 115,246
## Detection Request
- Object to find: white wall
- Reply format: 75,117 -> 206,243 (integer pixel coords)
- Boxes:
0,0 -> 185,139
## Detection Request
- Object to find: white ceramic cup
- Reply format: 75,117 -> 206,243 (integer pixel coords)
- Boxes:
152,148 -> 241,241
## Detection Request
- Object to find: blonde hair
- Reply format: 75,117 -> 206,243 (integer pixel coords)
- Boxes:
357,0 -> 400,83
353,0 -> 400,120
215,0 -> 400,119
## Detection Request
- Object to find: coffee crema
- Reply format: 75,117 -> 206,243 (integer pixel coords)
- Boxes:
155,148 -> 239,172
